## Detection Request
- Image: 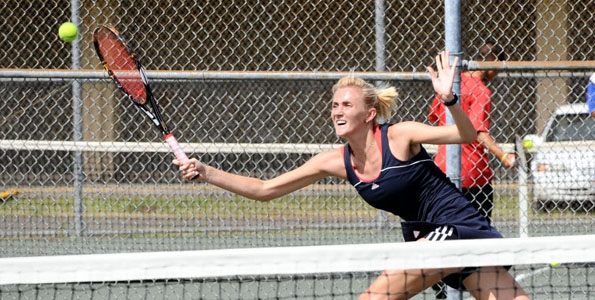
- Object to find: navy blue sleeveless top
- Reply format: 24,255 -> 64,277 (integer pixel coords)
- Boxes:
344,123 -> 501,239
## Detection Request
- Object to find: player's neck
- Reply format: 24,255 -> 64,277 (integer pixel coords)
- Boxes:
348,126 -> 378,161
349,127 -> 379,163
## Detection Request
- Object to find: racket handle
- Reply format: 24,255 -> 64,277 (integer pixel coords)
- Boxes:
164,133 -> 189,162
165,133 -> 200,180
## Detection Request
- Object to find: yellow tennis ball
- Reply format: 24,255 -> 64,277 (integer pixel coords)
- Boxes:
550,262 -> 560,267
59,22 -> 78,42
523,139 -> 534,149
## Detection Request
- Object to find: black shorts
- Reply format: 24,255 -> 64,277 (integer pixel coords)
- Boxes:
401,221 -> 479,290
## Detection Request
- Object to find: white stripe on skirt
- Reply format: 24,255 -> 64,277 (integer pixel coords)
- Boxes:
425,225 -> 454,241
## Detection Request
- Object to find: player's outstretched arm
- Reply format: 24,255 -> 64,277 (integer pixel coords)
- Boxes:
174,149 -> 346,201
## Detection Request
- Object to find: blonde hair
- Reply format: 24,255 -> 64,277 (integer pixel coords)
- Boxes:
332,76 -> 398,123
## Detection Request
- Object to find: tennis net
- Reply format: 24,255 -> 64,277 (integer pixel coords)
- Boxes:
1,234 -> 594,300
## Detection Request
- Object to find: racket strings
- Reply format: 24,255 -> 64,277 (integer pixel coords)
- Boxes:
95,28 -> 147,105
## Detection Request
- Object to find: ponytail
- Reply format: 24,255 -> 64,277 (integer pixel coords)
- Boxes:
374,86 -> 398,122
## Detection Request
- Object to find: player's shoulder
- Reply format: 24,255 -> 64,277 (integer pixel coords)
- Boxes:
387,121 -> 418,135
310,147 -> 347,178
386,122 -> 418,144
590,73 -> 595,83
314,147 -> 344,163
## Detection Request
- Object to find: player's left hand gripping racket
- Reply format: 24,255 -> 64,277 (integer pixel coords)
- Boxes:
93,25 -> 197,178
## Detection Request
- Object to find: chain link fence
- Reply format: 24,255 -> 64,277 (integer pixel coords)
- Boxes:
0,1 -> 594,257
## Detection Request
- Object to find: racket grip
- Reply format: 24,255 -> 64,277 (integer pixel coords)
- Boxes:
165,133 -> 200,180
165,133 -> 189,162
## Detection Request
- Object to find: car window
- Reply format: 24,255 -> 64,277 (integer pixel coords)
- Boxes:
546,113 -> 595,142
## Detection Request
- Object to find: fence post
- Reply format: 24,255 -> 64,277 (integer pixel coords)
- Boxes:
71,0 -> 84,237
374,0 -> 389,229
445,1 -> 463,299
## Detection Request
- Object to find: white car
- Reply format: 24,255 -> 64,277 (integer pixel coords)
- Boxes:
525,103 -> 595,211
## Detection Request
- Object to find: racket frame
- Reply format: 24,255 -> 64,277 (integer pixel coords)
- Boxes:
93,25 -> 170,135
93,25 -> 191,164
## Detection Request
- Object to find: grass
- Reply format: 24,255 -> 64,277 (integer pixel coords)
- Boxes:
494,193 -> 593,220
1,191 -> 588,220
0,189 -> 589,243
0,194 -> 378,219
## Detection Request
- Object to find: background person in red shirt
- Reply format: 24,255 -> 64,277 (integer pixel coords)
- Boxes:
428,41 -> 516,224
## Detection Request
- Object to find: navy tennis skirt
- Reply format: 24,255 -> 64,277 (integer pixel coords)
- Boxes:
401,221 -> 506,290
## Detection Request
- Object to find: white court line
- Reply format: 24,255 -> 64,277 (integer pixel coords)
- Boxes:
514,266 -> 551,282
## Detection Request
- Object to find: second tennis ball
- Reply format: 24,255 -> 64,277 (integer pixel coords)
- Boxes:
59,22 -> 78,42
523,139 -> 534,149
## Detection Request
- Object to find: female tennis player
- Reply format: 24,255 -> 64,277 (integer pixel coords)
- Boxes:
174,51 -> 530,300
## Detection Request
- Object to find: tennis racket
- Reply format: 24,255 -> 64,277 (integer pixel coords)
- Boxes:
93,25 -> 196,175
